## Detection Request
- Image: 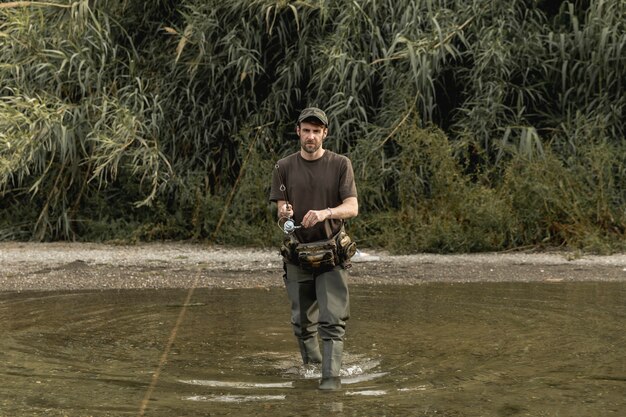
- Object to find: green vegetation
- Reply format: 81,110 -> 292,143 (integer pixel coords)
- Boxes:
1,0 -> 624,253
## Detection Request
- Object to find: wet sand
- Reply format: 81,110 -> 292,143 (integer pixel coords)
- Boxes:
1,242 -> 625,291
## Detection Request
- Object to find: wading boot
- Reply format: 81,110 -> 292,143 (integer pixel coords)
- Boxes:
298,337 -> 322,364
319,340 -> 343,391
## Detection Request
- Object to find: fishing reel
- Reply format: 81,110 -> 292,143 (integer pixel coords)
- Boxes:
278,217 -> 301,234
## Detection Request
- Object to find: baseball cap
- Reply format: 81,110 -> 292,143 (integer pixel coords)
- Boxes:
297,107 -> 328,126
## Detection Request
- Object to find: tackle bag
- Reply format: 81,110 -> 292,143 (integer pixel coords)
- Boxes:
281,227 -> 357,270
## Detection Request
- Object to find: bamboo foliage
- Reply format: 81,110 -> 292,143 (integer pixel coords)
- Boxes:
0,0 -> 624,251
545,0 -> 625,154
1,0 -> 170,239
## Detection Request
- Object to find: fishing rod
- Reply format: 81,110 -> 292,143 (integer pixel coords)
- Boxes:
275,163 -> 301,234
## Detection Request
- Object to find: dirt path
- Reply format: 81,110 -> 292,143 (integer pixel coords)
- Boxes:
1,242 -> 625,291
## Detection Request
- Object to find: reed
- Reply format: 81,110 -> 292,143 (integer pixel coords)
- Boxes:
1,0 -> 624,252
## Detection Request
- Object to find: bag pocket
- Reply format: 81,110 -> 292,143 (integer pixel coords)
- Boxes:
280,235 -> 299,263
337,229 -> 357,260
295,239 -> 338,270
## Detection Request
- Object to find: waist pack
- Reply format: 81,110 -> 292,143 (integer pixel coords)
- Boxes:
281,227 -> 357,270
296,238 -> 338,269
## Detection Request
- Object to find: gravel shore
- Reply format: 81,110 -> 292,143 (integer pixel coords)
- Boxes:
1,242 -> 625,292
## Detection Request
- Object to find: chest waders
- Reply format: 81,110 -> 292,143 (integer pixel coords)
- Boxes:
283,262 -> 349,390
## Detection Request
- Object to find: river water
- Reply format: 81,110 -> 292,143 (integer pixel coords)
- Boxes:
1,282 -> 624,416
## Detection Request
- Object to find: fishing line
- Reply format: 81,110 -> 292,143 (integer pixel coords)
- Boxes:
140,124 -> 280,414
138,275 -> 199,417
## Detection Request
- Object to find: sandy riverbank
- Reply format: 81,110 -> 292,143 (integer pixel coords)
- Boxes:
1,242 -> 625,291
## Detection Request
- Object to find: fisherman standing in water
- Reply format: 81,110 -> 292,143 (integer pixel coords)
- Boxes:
270,107 -> 358,390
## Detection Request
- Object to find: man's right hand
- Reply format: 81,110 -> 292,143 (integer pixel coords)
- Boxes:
278,202 -> 294,219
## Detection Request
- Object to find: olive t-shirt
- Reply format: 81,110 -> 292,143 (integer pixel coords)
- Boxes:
270,150 -> 357,243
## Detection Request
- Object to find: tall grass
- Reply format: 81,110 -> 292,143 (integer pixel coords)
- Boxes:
0,1 -> 170,240
1,0 -> 624,252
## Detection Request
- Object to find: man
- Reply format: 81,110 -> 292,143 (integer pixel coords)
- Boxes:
270,107 -> 358,391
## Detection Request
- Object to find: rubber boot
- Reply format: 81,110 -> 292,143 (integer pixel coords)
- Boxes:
298,337 -> 322,364
319,340 -> 343,390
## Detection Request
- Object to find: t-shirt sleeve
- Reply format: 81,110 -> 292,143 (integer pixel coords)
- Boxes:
339,158 -> 357,201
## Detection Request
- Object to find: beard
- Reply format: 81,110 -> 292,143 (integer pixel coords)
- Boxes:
301,140 -> 321,154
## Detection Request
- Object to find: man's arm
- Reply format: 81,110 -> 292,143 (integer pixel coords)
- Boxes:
326,196 -> 358,220
301,196 -> 358,228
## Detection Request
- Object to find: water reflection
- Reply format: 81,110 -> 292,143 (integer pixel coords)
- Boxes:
1,283 -> 624,416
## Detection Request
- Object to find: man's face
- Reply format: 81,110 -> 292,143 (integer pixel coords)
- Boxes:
297,121 -> 327,154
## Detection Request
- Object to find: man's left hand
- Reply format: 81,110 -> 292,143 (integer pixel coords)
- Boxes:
301,209 -> 329,228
